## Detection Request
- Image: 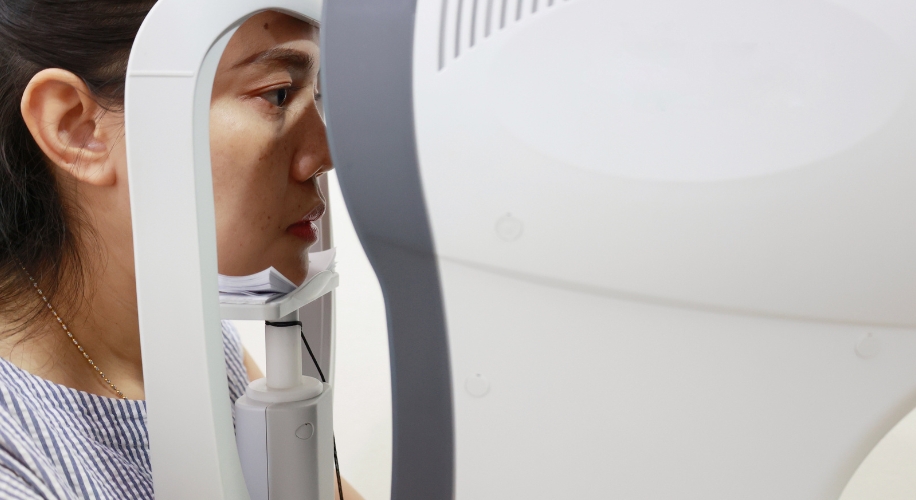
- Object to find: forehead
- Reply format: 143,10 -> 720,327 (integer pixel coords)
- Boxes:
222,11 -> 319,64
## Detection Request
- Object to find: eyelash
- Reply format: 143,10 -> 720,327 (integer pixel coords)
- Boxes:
262,86 -> 303,108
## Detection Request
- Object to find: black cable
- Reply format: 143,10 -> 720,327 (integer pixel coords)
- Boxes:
265,320 -> 344,500
300,331 -> 326,384
333,436 -> 343,500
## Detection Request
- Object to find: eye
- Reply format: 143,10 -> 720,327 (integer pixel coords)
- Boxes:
262,87 -> 292,107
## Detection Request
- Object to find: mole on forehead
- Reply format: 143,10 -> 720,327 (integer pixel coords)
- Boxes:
249,11 -> 316,30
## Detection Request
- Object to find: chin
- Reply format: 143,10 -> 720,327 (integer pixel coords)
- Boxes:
268,242 -> 311,284
277,259 -> 308,285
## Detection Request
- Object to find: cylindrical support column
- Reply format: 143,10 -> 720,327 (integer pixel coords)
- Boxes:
265,312 -> 302,390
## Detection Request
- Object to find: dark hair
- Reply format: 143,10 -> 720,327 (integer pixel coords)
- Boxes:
0,0 -> 156,325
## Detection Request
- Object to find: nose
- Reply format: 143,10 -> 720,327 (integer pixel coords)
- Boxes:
291,100 -> 333,183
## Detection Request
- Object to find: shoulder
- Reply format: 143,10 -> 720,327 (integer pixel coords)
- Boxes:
0,378 -> 76,499
0,361 -> 154,499
221,319 -> 244,363
221,320 -> 250,403
0,445 -> 70,499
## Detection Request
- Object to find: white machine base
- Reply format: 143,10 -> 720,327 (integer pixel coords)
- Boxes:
236,385 -> 335,500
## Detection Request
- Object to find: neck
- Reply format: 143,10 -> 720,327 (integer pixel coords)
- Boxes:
0,253 -> 145,400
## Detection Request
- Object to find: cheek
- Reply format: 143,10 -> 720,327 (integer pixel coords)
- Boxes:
210,104 -> 275,204
208,102 -> 295,248
210,104 -> 255,177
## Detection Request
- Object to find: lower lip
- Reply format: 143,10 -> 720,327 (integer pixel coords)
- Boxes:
287,221 -> 319,242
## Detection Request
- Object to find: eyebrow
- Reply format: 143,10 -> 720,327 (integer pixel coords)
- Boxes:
232,47 -> 315,74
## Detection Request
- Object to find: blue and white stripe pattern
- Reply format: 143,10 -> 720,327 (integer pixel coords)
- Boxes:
0,321 -> 249,499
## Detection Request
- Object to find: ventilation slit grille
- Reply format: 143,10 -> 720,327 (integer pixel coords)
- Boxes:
438,0 -> 574,71
470,0 -> 480,47
485,0 -> 494,37
455,0 -> 464,58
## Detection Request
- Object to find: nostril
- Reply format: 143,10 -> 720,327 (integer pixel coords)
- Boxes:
293,156 -> 323,181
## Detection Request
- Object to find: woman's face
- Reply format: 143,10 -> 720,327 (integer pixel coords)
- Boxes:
209,11 -> 330,284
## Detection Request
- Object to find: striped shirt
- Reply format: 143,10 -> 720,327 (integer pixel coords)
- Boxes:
0,321 -> 249,499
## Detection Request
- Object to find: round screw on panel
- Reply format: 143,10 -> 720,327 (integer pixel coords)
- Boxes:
466,374 -> 491,398
855,333 -> 880,359
495,214 -> 524,242
295,423 -> 315,440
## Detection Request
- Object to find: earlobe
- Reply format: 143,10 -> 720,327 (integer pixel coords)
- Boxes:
20,68 -> 119,187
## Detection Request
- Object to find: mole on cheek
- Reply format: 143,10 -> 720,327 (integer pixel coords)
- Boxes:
263,23 -> 269,30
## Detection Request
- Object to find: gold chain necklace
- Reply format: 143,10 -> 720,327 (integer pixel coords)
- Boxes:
19,265 -> 126,400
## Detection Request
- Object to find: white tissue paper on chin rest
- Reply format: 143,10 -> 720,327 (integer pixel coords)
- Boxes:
217,248 -> 337,305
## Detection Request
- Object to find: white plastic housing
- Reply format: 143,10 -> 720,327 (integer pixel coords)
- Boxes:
412,0 -> 916,498
124,1 -> 321,498
236,386 -> 335,500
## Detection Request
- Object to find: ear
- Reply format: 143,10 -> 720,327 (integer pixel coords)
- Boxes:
20,69 -> 118,187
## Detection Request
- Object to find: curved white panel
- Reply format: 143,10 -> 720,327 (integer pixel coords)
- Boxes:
414,0 -> 916,326
491,0 -> 911,182
438,259 -> 916,500
414,0 -> 916,498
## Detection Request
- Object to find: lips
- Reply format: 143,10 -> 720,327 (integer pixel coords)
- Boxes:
302,203 -> 327,222
286,203 -> 326,242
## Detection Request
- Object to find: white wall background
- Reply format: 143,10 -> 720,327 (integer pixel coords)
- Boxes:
235,170 -> 393,500
840,409 -> 916,499
233,173 -> 916,500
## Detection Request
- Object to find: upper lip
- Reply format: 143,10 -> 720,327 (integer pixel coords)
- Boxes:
299,203 -> 326,223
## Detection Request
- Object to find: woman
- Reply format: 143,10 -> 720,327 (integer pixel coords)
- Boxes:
0,1 -> 361,498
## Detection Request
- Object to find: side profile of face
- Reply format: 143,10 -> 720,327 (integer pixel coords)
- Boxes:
9,9 -> 331,399
18,11 -> 327,302
210,11 -> 330,284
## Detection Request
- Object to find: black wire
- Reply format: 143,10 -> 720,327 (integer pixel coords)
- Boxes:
300,331 -> 326,383
264,320 -> 344,500
333,436 -> 343,500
